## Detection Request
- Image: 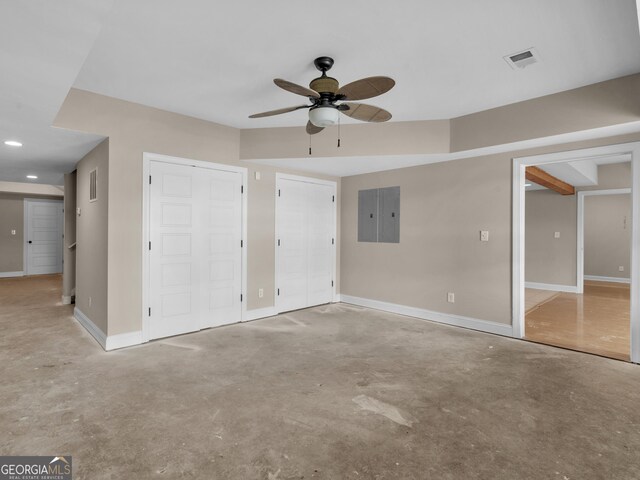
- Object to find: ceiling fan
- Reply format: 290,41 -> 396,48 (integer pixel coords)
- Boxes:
249,56 -> 395,135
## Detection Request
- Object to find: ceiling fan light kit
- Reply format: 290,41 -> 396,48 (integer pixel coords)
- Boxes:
249,56 -> 395,136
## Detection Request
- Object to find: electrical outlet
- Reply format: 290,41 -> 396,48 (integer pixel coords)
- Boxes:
258,288 -> 264,298
619,266 -> 625,272
447,292 -> 455,303
11,229 -> 16,235
480,230 -> 489,242
554,231 -> 561,238
76,207 -> 81,216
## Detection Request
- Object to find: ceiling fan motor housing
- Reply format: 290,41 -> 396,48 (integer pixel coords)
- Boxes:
309,76 -> 339,95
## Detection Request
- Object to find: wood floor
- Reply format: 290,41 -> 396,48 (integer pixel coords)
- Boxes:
525,281 -> 630,361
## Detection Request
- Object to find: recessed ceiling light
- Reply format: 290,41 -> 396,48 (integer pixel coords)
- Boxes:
525,183 -> 532,187
26,175 -> 37,179
4,140 -> 22,147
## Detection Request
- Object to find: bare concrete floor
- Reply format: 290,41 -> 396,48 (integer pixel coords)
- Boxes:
2,275 -> 640,479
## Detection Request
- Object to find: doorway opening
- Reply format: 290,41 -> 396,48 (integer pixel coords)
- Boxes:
513,143 -> 639,363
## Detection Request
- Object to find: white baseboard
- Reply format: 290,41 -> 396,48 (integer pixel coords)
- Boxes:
584,275 -> 631,284
524,282 -> 579,293
244,306 -> 278,321
105,330 -> 143,351
74,307 -> 143,351
0,271 -> 24,278
74,307 -> 107,349
340,295 -> 513,337
333,294 -> 342,303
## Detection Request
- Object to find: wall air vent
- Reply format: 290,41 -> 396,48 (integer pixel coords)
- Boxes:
89,168 -> 97,202
504,48 -> 540,70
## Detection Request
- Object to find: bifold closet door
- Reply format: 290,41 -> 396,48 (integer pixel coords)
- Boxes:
277,178 -> 334,313
149,161 -> 242,340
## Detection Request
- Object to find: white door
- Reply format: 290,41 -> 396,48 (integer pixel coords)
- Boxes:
149,161 -> 243,340
276,177 -> 335,313
25,199 -> 63,275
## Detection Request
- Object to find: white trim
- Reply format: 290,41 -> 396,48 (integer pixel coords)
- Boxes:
341,295 -> 513,337
141,152 -> 248,343
74,307 -> 107,349
0,271 -> 24,278
513,141 -> 640,364
244,306 -> 278,321
333,294 -> 342,303
584,275 -> 631,284
274,173 -> 338,313
105,330 -> 143,351
524,282 -> 579,293
577,188 -> 631,294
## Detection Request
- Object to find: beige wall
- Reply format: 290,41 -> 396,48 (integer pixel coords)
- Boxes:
525,191 -> 578,286
0,192 -> 63,274
54,77 -> 640,336
75,140 -> 109,334
525,163 -> 632,286
341,136 -> 639,325
63,171 -> 77,300
341,155 -> 513,324
240,120 -> 450,160
585,194 -> 631,279
450,74 -> 640,152
55,89 -> 339,335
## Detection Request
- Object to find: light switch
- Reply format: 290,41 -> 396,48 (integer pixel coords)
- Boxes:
76,207 -> 81,216
480,230 -> 489,242
255,171 -> 261,180
554,232 -> 560,238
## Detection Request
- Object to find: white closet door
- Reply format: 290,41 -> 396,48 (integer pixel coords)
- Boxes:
199,168 -> 243,328
307,182 -> 334,307
25,199 -> 63,275
277,180 -> 309,312
149,161 -> 243,340
149,162 -> 201,339
277,178 -> 335,313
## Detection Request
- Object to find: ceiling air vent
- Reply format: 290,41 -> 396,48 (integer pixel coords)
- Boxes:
504,48 -> 540,70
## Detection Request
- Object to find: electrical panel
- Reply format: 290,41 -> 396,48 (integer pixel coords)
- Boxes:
357,186 -> 400,243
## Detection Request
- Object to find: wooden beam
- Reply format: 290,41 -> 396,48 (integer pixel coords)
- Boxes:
526,166 -> 575,195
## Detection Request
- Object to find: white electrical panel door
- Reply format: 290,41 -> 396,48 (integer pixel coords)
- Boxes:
149,161 -> 242,340
25,199 -> 63,275
277,178 -> 335,313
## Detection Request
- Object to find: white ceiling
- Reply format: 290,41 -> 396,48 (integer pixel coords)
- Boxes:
526,153 -> 631,191
2,0 -> 640,184
73,0 -> 640,129
0,0 -> 111,185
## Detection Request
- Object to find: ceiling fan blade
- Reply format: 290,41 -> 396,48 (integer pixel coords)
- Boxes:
249,105 -> 310,118
306,121 -> 324,135
274,78 -> 320,98
337,76 -> 395,101
340,103 -> 392,122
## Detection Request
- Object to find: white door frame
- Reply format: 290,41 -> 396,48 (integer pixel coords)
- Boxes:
274,173 -> 338,313
141,152 -> 248,343
577,188 -> 631,292
513,142 -> 640,363
23,198 -> 64,275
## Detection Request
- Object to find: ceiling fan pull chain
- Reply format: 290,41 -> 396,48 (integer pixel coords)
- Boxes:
309,134 -> 312,156
337,117 -> 341,148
